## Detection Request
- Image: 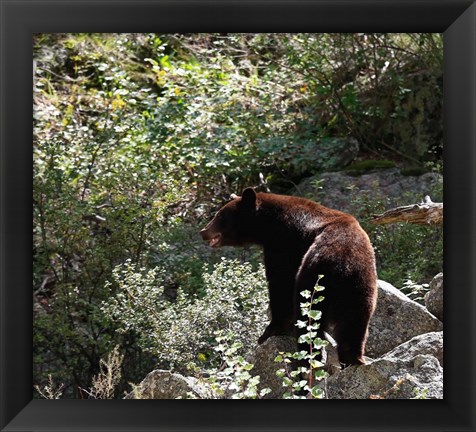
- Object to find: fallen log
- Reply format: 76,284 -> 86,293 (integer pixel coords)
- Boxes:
370,196 -> 443,226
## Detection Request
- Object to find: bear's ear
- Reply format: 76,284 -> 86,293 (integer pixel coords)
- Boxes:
241,188 -> 257,208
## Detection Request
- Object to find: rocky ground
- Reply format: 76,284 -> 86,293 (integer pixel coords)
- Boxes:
126,273 -> 443,400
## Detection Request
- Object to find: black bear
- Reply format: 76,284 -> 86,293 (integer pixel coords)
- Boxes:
200,188 -> 378,366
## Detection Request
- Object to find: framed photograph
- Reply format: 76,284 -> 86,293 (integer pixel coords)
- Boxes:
1,0 -> 475,431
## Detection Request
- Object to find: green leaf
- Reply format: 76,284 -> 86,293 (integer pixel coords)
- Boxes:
313,369 -> 328,380
282,377 -> 293,387
308,310 -> 322,320
311,385 -> 325,399
298,334 -> 312,344
310,359 -> 325,369
260,388 -> 272,397
294,350 -> 308,360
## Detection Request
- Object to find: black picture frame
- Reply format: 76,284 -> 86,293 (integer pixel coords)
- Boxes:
1,0 -> 475,431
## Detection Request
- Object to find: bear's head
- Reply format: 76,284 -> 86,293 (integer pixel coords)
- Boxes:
200,188 -> 257,248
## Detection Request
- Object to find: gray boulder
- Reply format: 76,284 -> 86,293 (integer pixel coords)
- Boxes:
248,336 -> 297,399
384,331 -> 443,367
124,369 -> 212,399
296,168 -> 442,215
326,332 -> 443,399
366,280 -> 442,358
424,273 -> 443,321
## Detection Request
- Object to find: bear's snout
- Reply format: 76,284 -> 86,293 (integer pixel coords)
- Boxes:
199,226 -> 213,239
200,228 -> 222,248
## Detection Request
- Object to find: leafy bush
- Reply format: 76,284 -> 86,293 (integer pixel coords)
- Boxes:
102,258 -> 269,372
191,331 -> 271,399
276,33 -> 443,162
343,182 -> 443,287
370,224 -> 443,287
400,280 -> 431,305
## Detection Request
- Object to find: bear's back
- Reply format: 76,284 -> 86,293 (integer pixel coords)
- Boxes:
257,192 -> 354,226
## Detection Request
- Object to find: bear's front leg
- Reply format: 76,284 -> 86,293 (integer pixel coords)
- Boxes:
258,256 -> 298,344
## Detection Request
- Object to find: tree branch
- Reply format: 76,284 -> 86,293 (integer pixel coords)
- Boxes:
370,196 -> 443,226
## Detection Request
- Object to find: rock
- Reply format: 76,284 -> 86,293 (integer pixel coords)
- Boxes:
424,273 -> 443,321
326,333 -> 443,399
124,369 -> 212,399
384,331 -> 443,367
128,331 -> 443,400
295,169 -> 442,216
248,336 -> 297,399
366,280 -> 443,357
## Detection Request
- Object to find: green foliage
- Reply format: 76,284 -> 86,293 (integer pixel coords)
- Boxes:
277,34 -> 443,161
400,280 -> 430,305
411,387 -> 429,399
345,183 -> 443,288
345,159 -> 396,175
275,279 -> 328,399
193,331 -> 271,399
368,223 -> 443,287
102,258 -> 268,372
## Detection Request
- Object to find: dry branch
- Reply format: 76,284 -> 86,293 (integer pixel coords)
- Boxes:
370,196 -> 443,226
